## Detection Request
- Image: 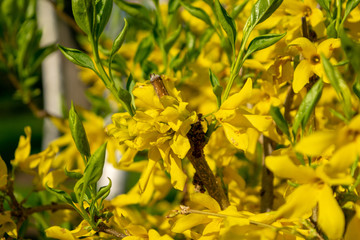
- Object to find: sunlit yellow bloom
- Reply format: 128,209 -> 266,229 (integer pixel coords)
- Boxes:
266,127 -> 358,240
289,37 -> 341,93
108,76 -> 197,192
344,204 -> 360,240
45,220 -> 95,240
215,78 -> 273,153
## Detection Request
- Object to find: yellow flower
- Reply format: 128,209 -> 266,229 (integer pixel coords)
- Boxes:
289,37 -> 341,93
45,220 -> 95,240
108,76 -> 197,192
0,157 -> 8,189
214,78 -> 273,153
0,211 -> 17,238
266,131 -> 358,240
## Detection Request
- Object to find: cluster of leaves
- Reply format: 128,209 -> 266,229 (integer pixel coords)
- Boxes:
2,0 -> 360,239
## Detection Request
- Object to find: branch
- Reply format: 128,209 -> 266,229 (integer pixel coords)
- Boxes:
98,222 -> 127,239
260,136 -> 275,212
150,74 -> 229,210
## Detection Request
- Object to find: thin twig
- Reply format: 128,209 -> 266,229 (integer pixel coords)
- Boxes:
260,136 -> 275,212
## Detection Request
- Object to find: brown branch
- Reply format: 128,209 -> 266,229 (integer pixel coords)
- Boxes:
149,73 -> 229,209
98,222 -> 127,239
284,86 -> 294,123
260,136 -> 275,212
187,116 -> 230,210
24,203 -> 74,215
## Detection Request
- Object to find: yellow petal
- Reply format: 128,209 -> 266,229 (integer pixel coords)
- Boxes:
221,78 -> 252,110
13,126 -> 32,165
0,156 -> 7,189
317,38 -> 341,58
222,123 -> 248,150
190,193 -> 221,212
200,218 -> 222,239
326,143 -> 357,175
169,153 -> 187,190
265,155 -> 316,183
293,60 -> 312,93
171,214 -> 210,233
318,186 -> 345,240
275,184 -> 319,219
294,131 -> 337,156
345,205 -> 360,240
243,114 -> 272,132
170,133 -> 191,159
45,226 -> 76,240
219,205 -> 250,227
139,158 -> 157,193
0,211 -> 17,238
289,37 -> 317,59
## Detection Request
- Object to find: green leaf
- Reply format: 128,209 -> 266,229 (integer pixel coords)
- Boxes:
316,0 -> 331,14
180,1 -> 212,26
65,168 -> 83,180
343,0 -> 360,21
293,80 -> 323,134
72,0 -> 94,36
95,178 -> 112,201
326,19 -> 337,38
164,25 -> 182,52
109,18 -> 128,80
269,106 -> 290,140
46,184 -> 73,204
353,75 -> 360,100
80,143 -> 107,201
243,33 -> 286,61
69,102 -> 91,158
134,35 -> 154,64
230,0 -> 249,19
199,28 -> 215,49
58,45 -> 97,71
339,26 -> 360,73
214,0 -> 236,55
321,54 -> 353,120
118,87 -> 134,114
94,0 -> 113,40
209,69 -> 223,108
243,0 -> 283,35
168,0 -> 180,14
29,44 -> 57,75
114,0 -> 153,28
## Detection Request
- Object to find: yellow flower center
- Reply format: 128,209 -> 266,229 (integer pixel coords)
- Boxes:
304,6 -> 312,17
310,54 -> 320,64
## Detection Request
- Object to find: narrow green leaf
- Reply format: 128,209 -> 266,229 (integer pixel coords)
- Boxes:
343,0 -> 360,21
134,35 -> 154,64
243,0 -> 283,35
79,143 -> 107,202
29,44 -> 57,75
214,0 -> 236,55
168,0 -> 180,14
118,87 -> 134,114
109,19 -> 128,80
209,69 -> 223,108
322,54 -> 353,120
180,1 -> 212,26
326,19 -> 337,38
199,28 -> 215,49
164,25 -> 182,52
94,0 -> 113,39
65,168 -> 83,180
58,45 -> 96,71
316,0 -> 331,14
46,184 -> 73,204
230,0 -> 249,19
353,75 -> 360,100
72,0 -> 94,36
95,178 -> 112,201
111,19 -> 128,57
293,80 -> 323,134
83,143 -> 107,185
69,102 -> 91,158
243,33 -> 286,61
269,106 -> 290,140
339,26 -> 360,73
